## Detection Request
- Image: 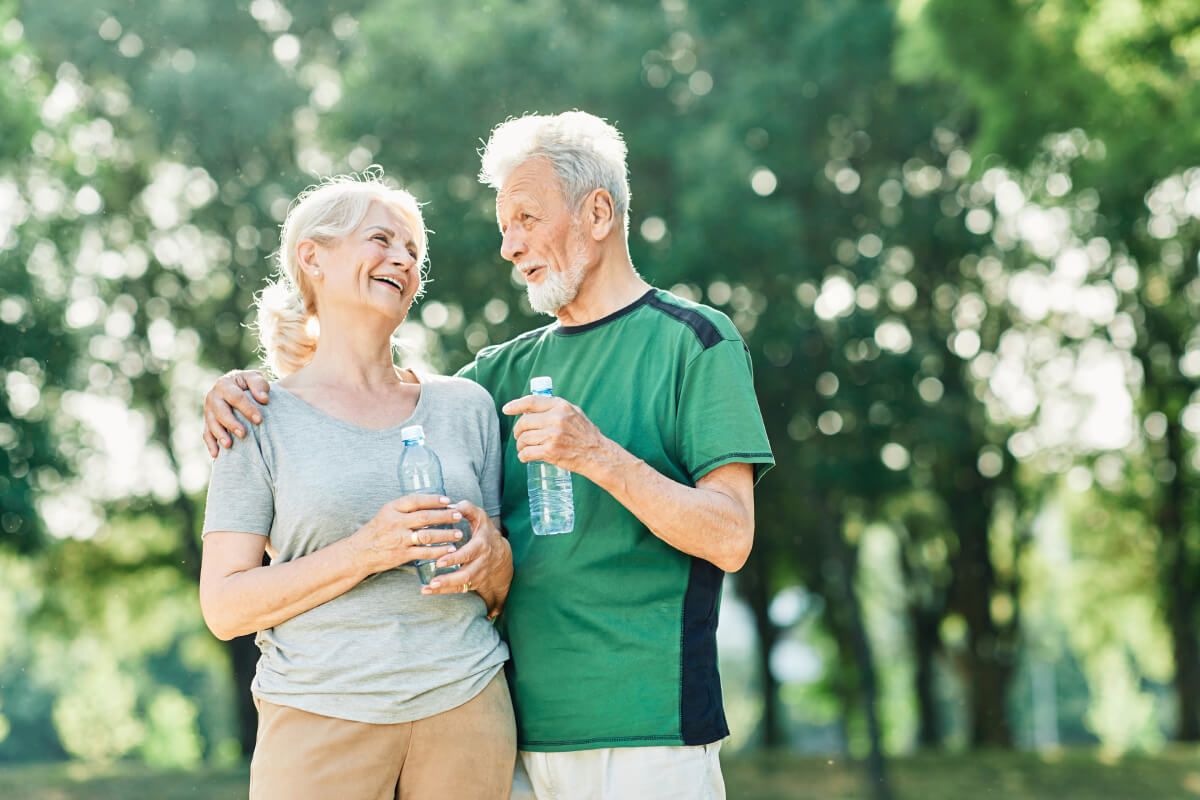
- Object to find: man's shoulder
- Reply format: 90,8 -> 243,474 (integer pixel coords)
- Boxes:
474,320 -> 558,362
642,289 -> 743,350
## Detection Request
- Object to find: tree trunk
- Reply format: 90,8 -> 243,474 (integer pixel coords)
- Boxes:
1160,419 -> 1200,741
911,608 -> 942,748
740,551 -> 785,748
822,509 -> 894,800
951,498 -> 1013,748
1166,566 -> 1200,741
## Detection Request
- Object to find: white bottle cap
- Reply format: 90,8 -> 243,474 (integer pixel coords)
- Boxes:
401,425 -> 425,441
530,376 -> 553,393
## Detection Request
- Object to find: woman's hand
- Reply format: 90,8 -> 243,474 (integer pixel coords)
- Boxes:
349,495 -> 466,576
421,501 -> 513,620
203,369 -> 273,457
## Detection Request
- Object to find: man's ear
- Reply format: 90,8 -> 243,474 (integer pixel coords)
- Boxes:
585,189 -> 617,240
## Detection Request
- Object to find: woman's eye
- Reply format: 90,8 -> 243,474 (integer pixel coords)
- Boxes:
373,235 -> 389,244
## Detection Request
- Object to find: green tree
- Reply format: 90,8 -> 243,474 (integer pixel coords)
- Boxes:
909,0 -> 1200,741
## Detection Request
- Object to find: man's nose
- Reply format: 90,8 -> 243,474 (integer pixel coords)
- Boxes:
500,228 -> 524,263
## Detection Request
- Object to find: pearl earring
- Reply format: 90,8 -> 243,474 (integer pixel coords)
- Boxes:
313,268 -> 321,277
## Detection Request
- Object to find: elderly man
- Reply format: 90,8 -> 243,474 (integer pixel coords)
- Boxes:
203,111 -> 773,799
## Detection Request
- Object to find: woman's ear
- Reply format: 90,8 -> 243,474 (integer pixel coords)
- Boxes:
296,240 -> 322,278
586,189 -> 617,240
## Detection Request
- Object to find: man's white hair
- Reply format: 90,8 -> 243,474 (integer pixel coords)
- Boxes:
479,111 -> 631,231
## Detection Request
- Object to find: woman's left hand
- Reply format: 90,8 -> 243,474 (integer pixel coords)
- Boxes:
421,501 -> 513,620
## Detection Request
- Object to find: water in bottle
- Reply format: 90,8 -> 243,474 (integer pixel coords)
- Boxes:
526,376 -> 575,536
397,425 -> 471,584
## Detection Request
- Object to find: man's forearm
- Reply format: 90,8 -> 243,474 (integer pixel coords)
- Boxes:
584,443 -> 754,572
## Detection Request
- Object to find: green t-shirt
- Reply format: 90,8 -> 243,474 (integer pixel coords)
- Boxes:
457,288 -> 774,752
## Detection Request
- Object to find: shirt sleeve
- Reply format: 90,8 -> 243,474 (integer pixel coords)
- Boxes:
677,338 -> 775,485
480,400 -> 503,518
202,409 -> 275,537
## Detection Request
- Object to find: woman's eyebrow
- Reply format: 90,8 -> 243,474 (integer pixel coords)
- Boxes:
365,225 -> 395,236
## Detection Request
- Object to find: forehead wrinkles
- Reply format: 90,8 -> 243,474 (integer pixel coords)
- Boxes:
361,205 -> 413,240
500,162 -> 568,213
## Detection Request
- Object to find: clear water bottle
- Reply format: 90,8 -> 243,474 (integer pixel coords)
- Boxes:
527,377 -> 575,536
397,425 -> 471,584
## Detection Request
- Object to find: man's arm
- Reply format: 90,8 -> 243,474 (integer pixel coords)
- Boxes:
203,370 -> 272,457
503,396 -> 756,572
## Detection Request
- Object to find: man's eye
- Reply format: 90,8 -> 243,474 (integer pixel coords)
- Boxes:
521,213 -> 535,223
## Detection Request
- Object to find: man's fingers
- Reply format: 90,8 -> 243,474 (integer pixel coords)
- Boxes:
511,411 -> 552,440
228,392 -> 263,426
203,430 -> 219,459
212,402 -> 247,442
206,409 -> 233,448
502,395 -> 556,416
245,371 -> 272,402
517,444 -> 549,464
516,430 -> 550,450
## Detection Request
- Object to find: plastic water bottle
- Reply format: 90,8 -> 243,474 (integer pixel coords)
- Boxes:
526,377 -> 575,536
397,425 -> 471,584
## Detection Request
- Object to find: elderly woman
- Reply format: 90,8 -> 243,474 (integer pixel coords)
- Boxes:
199,173 -> 515,799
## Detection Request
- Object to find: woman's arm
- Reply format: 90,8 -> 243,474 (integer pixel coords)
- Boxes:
200,495 -> 465,640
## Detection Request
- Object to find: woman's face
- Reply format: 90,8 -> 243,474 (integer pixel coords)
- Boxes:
310,201 -> 422,324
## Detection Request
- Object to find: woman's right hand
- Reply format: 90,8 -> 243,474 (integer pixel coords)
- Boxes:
350,495 -> 465,575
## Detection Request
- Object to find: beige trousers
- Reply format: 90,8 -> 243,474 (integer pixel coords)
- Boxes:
249,672 -> 516,800
511,741 -> 726,800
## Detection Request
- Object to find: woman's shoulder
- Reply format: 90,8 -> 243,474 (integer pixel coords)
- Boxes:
421,372 -> 496,406
420,374 -> 499,429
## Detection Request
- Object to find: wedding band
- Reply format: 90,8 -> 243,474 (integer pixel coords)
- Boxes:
463,582 -> 471,593
411,531 -> 420,545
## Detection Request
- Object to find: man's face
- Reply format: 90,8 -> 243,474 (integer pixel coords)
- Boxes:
495,158 -> 590,316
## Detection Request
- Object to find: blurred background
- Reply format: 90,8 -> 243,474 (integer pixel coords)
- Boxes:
3,1 -> 1200,798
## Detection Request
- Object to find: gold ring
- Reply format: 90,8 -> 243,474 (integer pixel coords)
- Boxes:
411,531 -> 420,545
463,582 -> 471,593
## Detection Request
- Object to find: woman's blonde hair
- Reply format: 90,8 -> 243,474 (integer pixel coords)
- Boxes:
255,170 -> 428,377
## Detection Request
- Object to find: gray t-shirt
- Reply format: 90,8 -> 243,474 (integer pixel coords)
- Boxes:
202,373 -> 509,724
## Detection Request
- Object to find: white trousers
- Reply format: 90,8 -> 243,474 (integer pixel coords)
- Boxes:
511,741 -> 726,800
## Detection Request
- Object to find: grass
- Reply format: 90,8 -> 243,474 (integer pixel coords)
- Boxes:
4,748 -> 1200,799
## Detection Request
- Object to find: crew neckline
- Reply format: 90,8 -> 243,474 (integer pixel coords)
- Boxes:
271,376 -> 427,434
553,289 -> 657,336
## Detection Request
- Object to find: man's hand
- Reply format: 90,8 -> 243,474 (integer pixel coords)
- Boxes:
421,502 -> 513,621
204,370 -> 272,457
501,395 -> 618,478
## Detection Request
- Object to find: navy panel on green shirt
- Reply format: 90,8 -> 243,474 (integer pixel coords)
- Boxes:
457,288 -> 773,751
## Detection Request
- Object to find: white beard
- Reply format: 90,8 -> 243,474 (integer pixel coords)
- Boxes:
527,260 -> 585,315
527,225 -> 590,315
